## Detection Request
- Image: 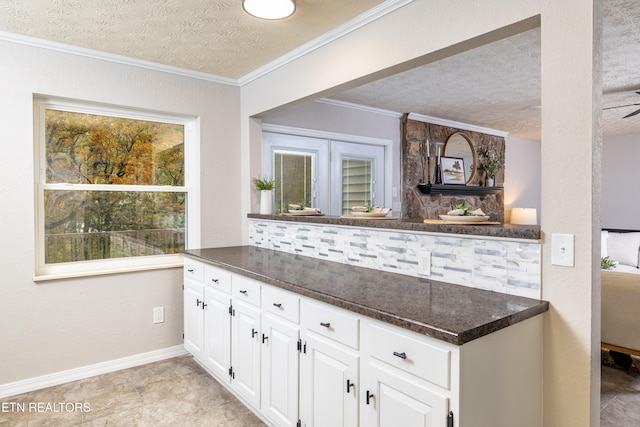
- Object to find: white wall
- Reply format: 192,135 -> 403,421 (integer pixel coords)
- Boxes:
241,0 -> 601,424
505,135 -> 541,220
602,132 -> 640,229
0,40 -> 241,385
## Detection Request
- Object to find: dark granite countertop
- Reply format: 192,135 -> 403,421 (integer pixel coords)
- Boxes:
183,246 -> 548,345
248,213 -> 540,240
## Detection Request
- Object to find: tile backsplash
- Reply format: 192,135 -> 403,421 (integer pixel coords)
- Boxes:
248,219 -> 541,299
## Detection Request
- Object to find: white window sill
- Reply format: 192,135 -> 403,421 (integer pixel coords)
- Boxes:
33,261 -> 184,282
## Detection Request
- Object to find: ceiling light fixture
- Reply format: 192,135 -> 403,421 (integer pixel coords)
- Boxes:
243,0 -> 296,20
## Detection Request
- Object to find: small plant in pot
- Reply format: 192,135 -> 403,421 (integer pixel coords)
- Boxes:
476,147 -> 502,186
252,176 -> 275,191
252,176 -> 275,214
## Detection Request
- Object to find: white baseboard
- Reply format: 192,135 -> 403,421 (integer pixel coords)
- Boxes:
0,345 -> 187,399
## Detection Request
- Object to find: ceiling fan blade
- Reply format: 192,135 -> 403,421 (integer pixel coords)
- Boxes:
623,107 -> 640,118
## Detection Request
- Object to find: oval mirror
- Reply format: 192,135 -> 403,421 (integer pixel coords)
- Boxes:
443,132 -> 476,184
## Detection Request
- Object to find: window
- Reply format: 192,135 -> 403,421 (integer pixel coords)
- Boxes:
262,127 -> 387,216
34,97 -> 199,279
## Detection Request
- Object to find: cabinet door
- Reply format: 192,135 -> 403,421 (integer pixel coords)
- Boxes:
184,278 -> 204,357
203,287 -> 231,384
261,313 -> 300,427
300,331 -> 359,427
232,299 -> 262,408
361,359 -> 449,427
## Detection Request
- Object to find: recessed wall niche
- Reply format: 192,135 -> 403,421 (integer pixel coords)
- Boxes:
401,114 -> 505,222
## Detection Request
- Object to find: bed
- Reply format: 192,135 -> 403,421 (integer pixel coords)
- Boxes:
601,229 -> 640,356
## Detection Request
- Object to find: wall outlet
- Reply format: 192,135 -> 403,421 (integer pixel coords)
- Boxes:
418,251 -> 432,276
153,307 -> 164,324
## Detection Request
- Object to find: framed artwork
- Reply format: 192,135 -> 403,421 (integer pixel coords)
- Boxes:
440,156 -> 466,185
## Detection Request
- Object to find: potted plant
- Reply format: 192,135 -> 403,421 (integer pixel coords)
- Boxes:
477,147 -> 502,186
252,176 -> 275,214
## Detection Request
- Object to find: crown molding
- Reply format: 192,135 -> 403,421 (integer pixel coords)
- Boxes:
316,98 -> 403,118
0,0 -> 414,88
237,0 -> 415,86
0,30 -> 239,86
407,112 -> 509,138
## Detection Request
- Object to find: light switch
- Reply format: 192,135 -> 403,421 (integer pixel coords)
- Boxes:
552,234 -> 574,267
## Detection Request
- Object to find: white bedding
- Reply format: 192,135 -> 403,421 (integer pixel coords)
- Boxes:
607,264 -> 640,275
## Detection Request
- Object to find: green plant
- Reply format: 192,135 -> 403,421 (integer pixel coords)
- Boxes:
452,202 -> 472,216
601,256 -> 618,270
289,200 -> 306,210
477,147 -> 502,177
252,176 -> 275,191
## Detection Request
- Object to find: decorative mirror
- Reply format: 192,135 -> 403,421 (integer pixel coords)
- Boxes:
443,132 -> 476,184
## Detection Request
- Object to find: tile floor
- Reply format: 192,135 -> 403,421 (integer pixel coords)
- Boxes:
2,353 -> 638,426
0,355 -> 265,426
601,351 -> 640,427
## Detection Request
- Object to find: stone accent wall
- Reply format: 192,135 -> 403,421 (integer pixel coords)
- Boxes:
402,116 -> 506,221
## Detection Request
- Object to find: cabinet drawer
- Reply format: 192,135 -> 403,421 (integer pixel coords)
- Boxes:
232,275 -> 261,306
363,321 -> 452,390
263,286 -> 300,324
301,300 -> 359,349
183,258 -> 204,282
204,265 -> 232,294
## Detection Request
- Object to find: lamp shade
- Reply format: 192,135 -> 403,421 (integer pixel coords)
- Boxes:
243,0 -> 296,19
510,208 -> 537,225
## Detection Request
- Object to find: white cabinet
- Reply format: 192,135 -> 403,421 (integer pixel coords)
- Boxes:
232,297 -> 262,408
299,299 -> 360,427
203,287 -> 231,383
183,278 -> 205,357
183,256 -> 543,427
361,320 -> 452,427
262,311 -> 300,427
300,330 -> 359,427
183,263 -> 232,384
261,286 -> 301,427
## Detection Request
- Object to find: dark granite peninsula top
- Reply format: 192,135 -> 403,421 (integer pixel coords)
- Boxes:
248,213 -> 541,240
183,246 -> 548,345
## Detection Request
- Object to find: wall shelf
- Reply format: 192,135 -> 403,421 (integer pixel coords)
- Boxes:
417,184 -> 503,196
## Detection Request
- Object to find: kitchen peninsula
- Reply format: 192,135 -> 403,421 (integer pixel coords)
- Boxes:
181,214 -> 547,427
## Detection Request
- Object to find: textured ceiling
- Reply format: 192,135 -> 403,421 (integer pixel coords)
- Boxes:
0,0 -> 386,78
331,0 -> 640,140
0,0 -> 638,140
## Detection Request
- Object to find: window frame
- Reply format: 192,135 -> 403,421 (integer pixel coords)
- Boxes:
261,124 -> 392,216
33,96 -> 200,280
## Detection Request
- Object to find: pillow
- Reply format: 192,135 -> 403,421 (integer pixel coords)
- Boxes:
607,232 -> 640,268
601,230 -> 609,258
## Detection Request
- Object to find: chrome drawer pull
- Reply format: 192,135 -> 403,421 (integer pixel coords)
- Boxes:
393,351 -> 407,359
273,303 -> 282,308
320,322 -> 331,328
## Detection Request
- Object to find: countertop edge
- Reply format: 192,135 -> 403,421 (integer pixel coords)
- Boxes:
182,248 -> 548,346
